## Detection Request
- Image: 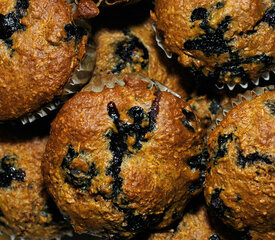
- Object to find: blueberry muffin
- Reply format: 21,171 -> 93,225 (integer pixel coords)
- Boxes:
90,17 -> 190,97
0,131 -> 70,239
204,89 -> 275,239
152,0 -> 275,87
0,0 -> 88,120
148,195 -> 243,240
43,74 -> 204,239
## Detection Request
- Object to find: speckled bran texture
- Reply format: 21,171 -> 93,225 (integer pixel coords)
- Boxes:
148,197 -> 239,240
152,0 -> 275,85
205,90 -> 275,239
43,74 -> 204,239
0,134 -> 71,239
90,17 -> 189,98
187,95 -> 230,134
0,0 -> 87,120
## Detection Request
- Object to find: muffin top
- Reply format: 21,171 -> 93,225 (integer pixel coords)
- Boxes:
0,0 -> 87,120
148,195 -> 243,240
0,131 -> 70,239
152,0 -> 275,86
90,17 -> 191,98
43,74 -> 204,238
204,89 -> 275,237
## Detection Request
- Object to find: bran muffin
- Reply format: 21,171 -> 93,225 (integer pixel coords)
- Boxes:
0,130 -> 70,239
148,195 -> 243,240
90,17 -> 190,98
43,74 -> 204,239
0,0 -> 88,121
152,0 -> 275,87
204,88 -> 275,239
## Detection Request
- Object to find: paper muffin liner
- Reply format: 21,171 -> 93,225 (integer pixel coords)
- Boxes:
152,23 -> 172,59
82,73 -> 182,99
152,22 -> 275,91
215,85 -> 275,125
216,68 -> 275,91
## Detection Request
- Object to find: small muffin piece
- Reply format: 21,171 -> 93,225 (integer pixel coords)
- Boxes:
148,195 -> 242,240
43,74 -> 204,239
91,17 -> 190,98
0,132 -> 70,239
204,90 -> 275,239
0,0 -> 87,120
152,0 -> 275,86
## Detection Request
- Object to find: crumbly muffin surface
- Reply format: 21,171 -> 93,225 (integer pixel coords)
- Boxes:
43,74 -> 204,238
205,90 -> 275,238
0,134 -> 70,239
0,0 -> 87,120
91,18 -> 190,98
152,0 -> 275,85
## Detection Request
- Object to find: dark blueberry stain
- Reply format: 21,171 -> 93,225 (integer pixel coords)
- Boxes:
210,188 -> 231,218
188,149 -> 209,192
40,197 -> 66,225
0,0 -> 29,44
15,0 -> 29,18
185,14 -> 232,57
187,148 -> 209,171
181,108 -> 197,132
237,151 -> 272,168
64,24 -> 87,43
110,30 -> 149,75
105,92 -> 161,199
209,53 -> 274,82
190,7 -> 209,22
212,133 -> 233,163
265,99 -> 275,115
0,154 -> 26,188
215,2 -> 225,9
262,6 -> 275,27
114,201 -> 164,233
209,98 -> 221,115
189,176 -> 205,193
61,145 -> 98,190
236,194 -> 242,201
186,7 -> 275,84
209,234 -> 222,240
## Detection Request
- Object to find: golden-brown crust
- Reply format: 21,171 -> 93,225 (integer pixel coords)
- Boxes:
149,198 -> 238,240
43,74 -> 204,238
204,90 -> 275,236
0,0 -> 87,120
152,0 -> 275,85
73,0 -> 99,19
0,134 -> 70,239
91,18 -> 191,98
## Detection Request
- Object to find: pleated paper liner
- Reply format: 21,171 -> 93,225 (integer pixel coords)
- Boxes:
214,85 -> 275,127
82,73 -> 182,100
8,1 -> 97,125
152,22 -> 275,91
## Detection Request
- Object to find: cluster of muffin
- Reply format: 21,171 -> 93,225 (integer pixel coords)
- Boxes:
0,0 -> 274,240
